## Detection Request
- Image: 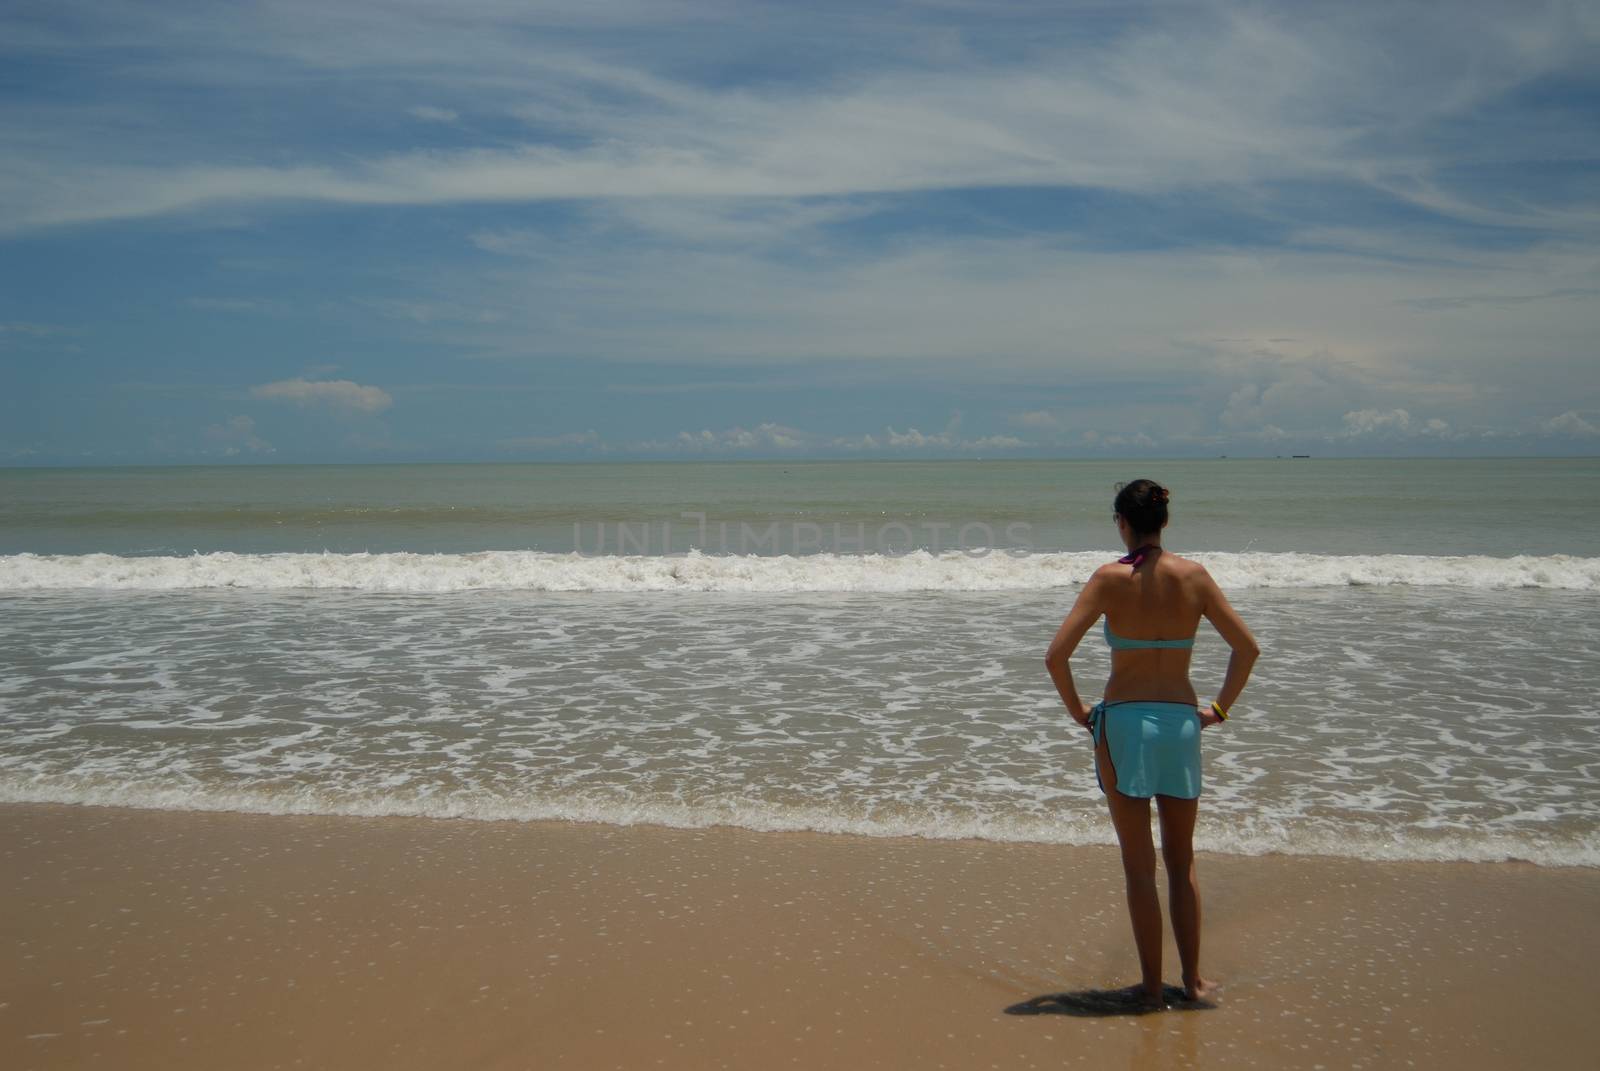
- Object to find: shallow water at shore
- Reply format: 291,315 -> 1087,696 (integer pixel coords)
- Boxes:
3,583 -> 1596,866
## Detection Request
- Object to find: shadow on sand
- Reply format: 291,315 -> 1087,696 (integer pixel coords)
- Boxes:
1005,985 -> 1217,1018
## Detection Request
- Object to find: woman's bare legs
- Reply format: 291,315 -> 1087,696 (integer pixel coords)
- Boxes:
1096,735 -> 1164,1005
1156,794 -> 1214,1000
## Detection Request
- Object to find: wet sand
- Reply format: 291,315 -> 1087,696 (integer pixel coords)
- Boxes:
2,802 -> 1597,1070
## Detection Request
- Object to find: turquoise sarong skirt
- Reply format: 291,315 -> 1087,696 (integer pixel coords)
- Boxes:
1087,699 -> 1202,800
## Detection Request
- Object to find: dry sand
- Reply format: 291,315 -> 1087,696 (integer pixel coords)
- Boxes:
3,802 -> 1597,1070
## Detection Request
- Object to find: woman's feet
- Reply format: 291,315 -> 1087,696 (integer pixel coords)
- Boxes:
1113,979 -> 1217,1011
1117,983 -> 1167,1010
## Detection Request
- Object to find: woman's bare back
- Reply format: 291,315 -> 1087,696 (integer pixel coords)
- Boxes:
1100,550 -> 1209,705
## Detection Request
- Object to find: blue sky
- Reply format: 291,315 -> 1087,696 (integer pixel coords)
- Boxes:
2,0 -> 1597,463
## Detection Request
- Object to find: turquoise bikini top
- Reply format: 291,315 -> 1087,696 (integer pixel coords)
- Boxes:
1103,619 -> 1196,650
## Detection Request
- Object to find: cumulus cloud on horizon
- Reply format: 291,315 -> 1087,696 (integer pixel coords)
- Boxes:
1339,409 -> 1457,439
1540,411 -> 1599,438
250,378 -> 394,413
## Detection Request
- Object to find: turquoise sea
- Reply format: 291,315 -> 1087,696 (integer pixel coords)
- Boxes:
2,458 -> 1597,866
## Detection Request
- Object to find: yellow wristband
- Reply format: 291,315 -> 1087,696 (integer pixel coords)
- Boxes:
1210,701 -> 1229,722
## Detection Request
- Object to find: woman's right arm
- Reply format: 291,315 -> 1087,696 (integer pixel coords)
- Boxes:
1198,566 -> 1260,722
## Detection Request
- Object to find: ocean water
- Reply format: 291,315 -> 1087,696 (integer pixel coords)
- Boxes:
2,458 -> 1598,867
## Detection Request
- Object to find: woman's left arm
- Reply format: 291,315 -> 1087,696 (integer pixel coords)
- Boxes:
1045,568 -> 1109,731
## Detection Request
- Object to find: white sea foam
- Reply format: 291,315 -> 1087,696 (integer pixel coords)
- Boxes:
4,585 -> 1597,871
2,548 -> 1596,592
3,775 -> 1593,868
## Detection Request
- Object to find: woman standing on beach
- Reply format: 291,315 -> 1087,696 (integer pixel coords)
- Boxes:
1044,479 -> 1259,1007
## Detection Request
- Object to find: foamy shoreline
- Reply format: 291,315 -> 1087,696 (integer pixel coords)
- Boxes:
3,780 -> 1595,869
3,547 -> 1597,591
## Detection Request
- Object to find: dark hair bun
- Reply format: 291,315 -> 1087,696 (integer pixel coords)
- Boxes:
1114,479 -> 1170,535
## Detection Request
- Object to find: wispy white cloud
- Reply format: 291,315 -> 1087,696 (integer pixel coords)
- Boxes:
354,298 -> 505,325
250,377 -> 393,413
0,319 -> 82,355
498,429 -> 601,450
596,197 -> 880,247
203,414 -> 274,456
198,217 -> 1600,451
2,2 -> 1594,234
407,105 -> 458,123
602,376 -> 823,395
1397,288 -> 1600,311
451,230 -> 1596,438
1010,410 -> 1059,429
186,297 -> 270,312
0,321 -> 70,336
